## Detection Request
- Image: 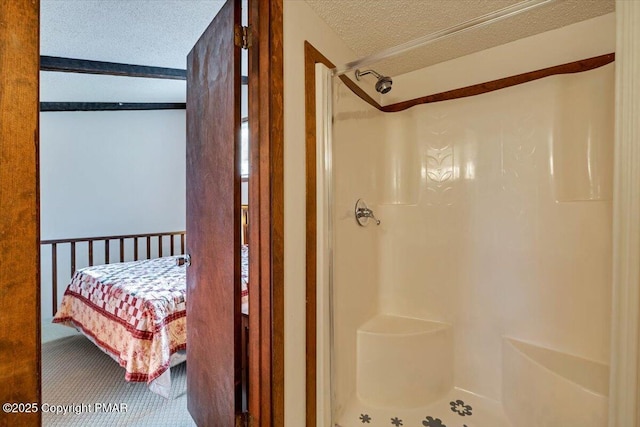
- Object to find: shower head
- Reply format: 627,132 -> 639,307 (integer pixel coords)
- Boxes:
355,69 -> 393,94
375,75 -> 393,94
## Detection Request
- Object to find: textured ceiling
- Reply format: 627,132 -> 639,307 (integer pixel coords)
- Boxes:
305,0 -> 615,77
40,0 -> 226,102
41,0 -> 225,69
40,0 -> 614,101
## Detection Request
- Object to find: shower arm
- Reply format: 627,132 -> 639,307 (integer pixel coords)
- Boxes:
355,69 -> 382,81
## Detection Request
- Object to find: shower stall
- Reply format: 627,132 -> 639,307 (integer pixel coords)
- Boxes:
314,29 -> 616,427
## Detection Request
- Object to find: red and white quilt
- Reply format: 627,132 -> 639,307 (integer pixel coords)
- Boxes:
53,245 -> 249,398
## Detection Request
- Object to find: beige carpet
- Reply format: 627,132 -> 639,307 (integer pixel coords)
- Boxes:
42,334 -> 196,427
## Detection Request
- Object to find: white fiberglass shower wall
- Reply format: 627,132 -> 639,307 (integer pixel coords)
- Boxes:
320,37 -> 615,427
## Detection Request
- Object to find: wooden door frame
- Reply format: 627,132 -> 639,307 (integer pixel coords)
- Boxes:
0,0 -> 283,425
248,0 -> 284,425
0,1 -> 41,426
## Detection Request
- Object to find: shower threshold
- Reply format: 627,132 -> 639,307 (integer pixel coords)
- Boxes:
335,388 -> 511,427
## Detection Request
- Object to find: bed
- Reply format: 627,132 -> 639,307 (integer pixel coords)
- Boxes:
52,244 -> 248,398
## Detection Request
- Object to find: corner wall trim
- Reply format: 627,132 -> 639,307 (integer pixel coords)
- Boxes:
608,2 -> 640,426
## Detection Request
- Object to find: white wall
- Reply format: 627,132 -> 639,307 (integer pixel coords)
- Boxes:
40,110 -> 186,238
283,1 -> 363,424
40,110 -> 186,319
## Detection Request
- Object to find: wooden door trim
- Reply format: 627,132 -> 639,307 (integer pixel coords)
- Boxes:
0,1 -> 41,426
0,0 -> 283,425
248,0 -> 284,425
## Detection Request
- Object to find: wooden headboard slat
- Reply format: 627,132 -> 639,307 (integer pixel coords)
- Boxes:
42,205 -> 249,317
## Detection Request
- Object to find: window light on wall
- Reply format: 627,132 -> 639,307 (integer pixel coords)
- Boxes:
241,121 -> 249,178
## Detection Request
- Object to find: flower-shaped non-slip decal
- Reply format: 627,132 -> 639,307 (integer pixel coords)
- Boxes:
422,416 -> 446,427
450,399 -> 473,416
359,414 -> 372,423
390,416 -> 403,426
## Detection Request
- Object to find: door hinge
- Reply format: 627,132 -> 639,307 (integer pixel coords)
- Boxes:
235,412 -> 254,427
235,25 -> 251,50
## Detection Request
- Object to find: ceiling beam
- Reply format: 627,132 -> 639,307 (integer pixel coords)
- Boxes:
40,102 -> 252,118
40,56 -> 186,80
40,56 -> 249,84
40,102 -> 186,111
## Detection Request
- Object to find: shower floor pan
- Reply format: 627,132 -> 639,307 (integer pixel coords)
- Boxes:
334,315 -> 608,426
336,387 -> 511,427
337,314 -> 510,426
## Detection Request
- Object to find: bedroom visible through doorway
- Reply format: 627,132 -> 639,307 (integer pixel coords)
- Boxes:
38,1 -> 250,425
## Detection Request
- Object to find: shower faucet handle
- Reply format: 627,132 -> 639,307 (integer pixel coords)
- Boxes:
356,207 -> 380,224
355,199 -> 381,226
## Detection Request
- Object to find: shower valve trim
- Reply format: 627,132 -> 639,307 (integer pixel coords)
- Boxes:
355,199 -> 381,226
